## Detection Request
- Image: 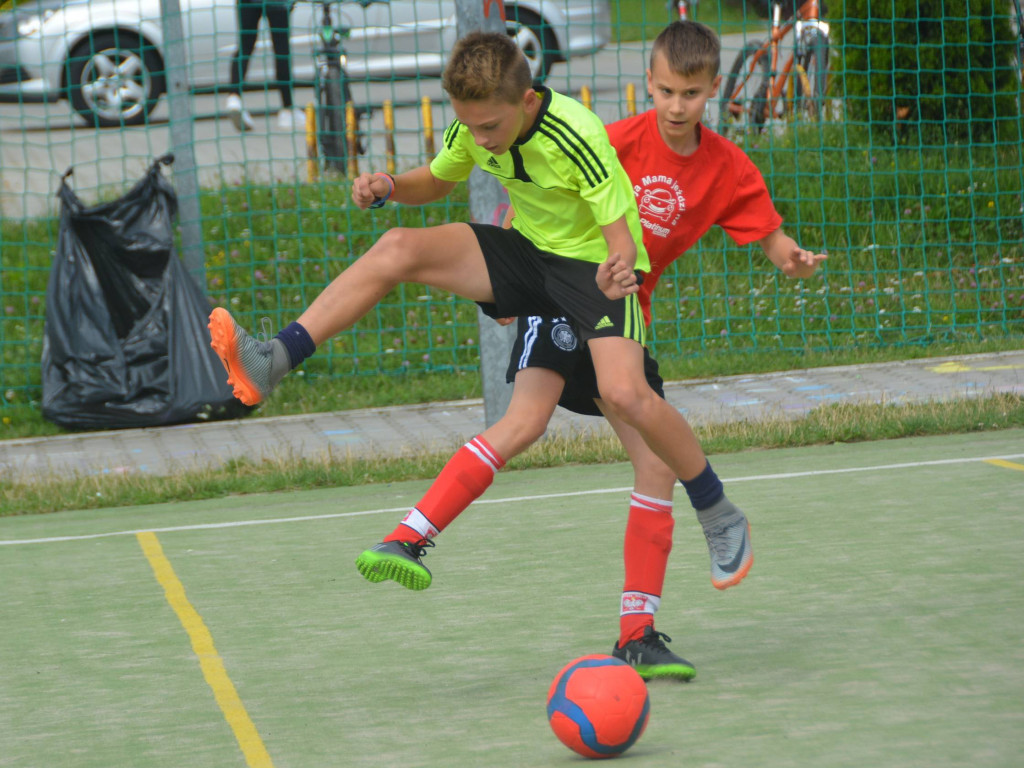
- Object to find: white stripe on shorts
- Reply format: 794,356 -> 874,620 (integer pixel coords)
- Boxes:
517,316 -> 543,370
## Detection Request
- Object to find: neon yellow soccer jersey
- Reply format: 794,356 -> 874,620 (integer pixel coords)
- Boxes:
430,87 -> 649,271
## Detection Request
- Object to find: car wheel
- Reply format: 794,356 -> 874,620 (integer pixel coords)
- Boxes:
65,31 -> 164,127
506,8 -> 558,85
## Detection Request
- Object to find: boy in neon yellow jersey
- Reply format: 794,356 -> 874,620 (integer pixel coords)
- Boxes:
349,22 -> 826,682
207,32 -> 801,676
211,30 -> 650,410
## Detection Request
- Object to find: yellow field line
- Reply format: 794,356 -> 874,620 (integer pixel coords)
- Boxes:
984,458 -> 1024,472
137,532 -> 275,768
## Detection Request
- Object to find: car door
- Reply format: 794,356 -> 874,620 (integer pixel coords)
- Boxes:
341,0 -> 450,80
178,0 -> 236,89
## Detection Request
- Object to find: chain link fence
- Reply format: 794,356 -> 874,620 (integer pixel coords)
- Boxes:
1,0 -> 1022,408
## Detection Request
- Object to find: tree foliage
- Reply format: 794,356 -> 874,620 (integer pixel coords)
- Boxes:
839,0 -> 1019,143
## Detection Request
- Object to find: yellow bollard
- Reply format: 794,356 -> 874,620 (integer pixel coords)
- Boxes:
305,102 -> 318,182
626,83 -> 636,117
421,97 -> 435,161
345,101 -> 358,179
383,99 -> 396,175
580,85 -> 592,111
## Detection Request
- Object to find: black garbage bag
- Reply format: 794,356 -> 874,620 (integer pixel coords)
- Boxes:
41,154 -> 249,429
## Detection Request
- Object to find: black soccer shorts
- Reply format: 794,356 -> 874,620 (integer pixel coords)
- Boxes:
505,316 -> 666,417
469,223 -> 645,345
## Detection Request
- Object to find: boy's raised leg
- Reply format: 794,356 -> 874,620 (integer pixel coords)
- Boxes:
209,223 -> 493,405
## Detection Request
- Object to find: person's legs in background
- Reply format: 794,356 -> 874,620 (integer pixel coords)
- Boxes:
225,0 -> 262,131
264,2 -> 304,128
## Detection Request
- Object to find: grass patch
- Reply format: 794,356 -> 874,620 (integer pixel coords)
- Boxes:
615,0 -> 755,40
3,393 -> 1021,517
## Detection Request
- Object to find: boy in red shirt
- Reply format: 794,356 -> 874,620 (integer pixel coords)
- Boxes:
355,21 -> 826,681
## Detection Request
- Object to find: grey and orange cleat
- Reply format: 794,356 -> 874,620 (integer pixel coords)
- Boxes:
355,539 -> 434,590
697,497 -> 753,590
208,307 -> 289,406
612,626 -> 696,682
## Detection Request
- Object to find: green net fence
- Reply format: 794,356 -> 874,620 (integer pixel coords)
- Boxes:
1,0 -> 1022,409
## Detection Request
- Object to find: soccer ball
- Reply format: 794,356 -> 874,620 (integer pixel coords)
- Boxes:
546,654 -> 650,759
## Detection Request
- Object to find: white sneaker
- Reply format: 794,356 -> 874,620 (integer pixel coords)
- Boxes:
225,94 -> 254,132
277,108 -> 306,130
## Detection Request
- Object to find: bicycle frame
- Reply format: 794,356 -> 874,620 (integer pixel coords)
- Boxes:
724,0 -> 828,127
303,1 -> 367,175
761,0 -> 826,120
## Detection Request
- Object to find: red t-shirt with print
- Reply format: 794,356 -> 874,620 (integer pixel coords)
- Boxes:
605,110 -> 783,325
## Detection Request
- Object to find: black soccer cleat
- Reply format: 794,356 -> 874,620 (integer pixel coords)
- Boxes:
355,538 -> 434,590
612,626 -> 696,682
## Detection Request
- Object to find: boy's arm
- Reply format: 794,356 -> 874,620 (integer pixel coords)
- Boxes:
758,228 -> 827,279
352,166 -> 457,209
595,216 -> 640,300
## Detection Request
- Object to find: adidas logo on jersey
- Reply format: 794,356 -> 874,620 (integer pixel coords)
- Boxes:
594,316 -> 614,330
487,156 -> 501,168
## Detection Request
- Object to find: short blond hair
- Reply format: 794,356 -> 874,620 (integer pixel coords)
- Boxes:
650,20 -> 721,78
442,31 -> 533,103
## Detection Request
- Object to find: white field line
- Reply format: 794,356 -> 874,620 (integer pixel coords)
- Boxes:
2,452 -> 1023,548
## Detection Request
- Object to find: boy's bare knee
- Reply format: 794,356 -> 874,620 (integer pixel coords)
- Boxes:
372,228 -> 420,277
598,382 -> 643,415
598,382 -> 655,421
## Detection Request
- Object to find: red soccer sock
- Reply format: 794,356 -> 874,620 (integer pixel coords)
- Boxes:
385,436 -> 505,543
619,493 -> 674,646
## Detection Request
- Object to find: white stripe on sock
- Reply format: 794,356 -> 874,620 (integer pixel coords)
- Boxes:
399,508 -> 439,539
467,438 -> 501,473
630,492 -> 673,513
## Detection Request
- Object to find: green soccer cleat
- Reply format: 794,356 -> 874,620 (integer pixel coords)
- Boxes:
697,497 -> 753,590
355,539 -> 434,590
612,626 -> 696,682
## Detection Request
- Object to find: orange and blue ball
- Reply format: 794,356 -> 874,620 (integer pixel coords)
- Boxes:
546,654 -> 650,759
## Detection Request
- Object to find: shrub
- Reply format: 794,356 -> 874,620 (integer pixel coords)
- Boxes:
839,0 -> 1019,144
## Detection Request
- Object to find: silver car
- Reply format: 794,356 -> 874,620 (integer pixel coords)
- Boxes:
0,0 -> 611,127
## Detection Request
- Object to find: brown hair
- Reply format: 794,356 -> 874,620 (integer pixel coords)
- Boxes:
442,31 -> 533,103
650,20 -> 721,78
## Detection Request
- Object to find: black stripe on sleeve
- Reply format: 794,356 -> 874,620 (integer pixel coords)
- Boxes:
443,120 -> 462,149
538,123 -> 601,188
540,114 -> 609,184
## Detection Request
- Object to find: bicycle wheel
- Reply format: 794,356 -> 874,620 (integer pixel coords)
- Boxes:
318,60 -> 347,174
719,42 -> 770,136
795,31 -> 829,123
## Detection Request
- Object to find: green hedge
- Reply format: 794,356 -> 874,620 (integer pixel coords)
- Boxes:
840,0 -> 1020,143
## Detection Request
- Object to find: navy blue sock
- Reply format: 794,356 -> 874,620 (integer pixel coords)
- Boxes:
275,321 -> 316,370
680,460 -> 724,511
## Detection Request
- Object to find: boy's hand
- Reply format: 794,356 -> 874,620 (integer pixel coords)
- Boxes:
351,173 -> 392,209
781,246 -> 827,279
597,252 -> 639,300
760,230 -> 827,279
494,317 -> 516,327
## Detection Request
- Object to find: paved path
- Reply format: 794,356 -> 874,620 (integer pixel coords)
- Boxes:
2,350 -> 1022,482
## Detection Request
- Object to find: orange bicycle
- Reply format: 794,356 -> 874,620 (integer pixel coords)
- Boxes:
719,0 -> 830,136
